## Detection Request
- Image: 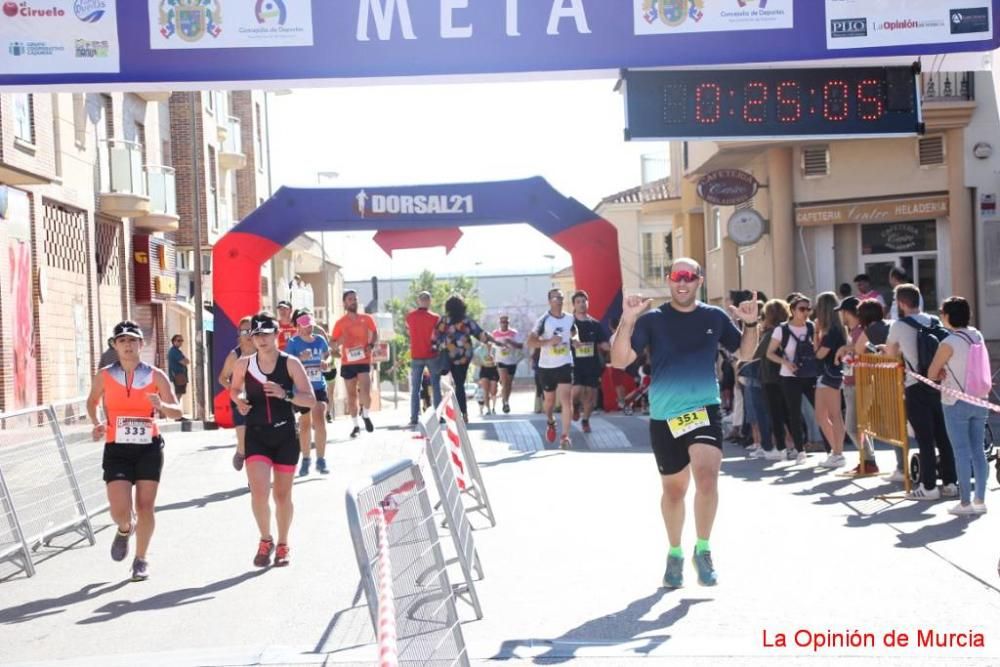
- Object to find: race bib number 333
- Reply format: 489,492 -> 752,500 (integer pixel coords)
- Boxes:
116,417 -> 154,445
667,408 -> 710,438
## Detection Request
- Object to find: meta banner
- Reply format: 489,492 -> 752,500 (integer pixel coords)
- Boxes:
0,0 -> 998,89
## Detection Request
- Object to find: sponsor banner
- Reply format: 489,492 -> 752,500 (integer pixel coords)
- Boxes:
0,2 -> 997,88
149,0 -> 313,50
0,0 -> 118,74
635,0 -> 793,35
827,0 -> 992,50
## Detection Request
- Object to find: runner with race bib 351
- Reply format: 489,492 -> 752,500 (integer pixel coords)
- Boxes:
611,258 -> 759,588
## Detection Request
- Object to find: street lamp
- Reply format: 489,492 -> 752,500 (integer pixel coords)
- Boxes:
543,253 -> 556,285
315,171 -> 339,324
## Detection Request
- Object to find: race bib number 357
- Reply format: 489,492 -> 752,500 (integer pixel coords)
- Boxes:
117,417 -> 154,445
667,408 -> 710,438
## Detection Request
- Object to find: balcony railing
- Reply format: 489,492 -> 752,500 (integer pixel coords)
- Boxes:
146,165 -> 176,217
103,139 -> 147,196
219,115 -> 247,170
922,72 -> 974,102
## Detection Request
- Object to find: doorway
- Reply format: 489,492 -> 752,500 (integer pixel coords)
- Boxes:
861,220 -> 940,311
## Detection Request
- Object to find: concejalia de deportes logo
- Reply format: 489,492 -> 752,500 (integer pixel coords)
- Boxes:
255,0 -> 286,26
74,0 -> 106,23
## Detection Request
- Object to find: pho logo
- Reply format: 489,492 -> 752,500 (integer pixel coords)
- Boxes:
831,17 -> 867,37
74,0 -> 106,23
255,0 -> 287,26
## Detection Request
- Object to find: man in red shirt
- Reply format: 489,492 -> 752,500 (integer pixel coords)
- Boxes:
331,290 -> 379,438
276,300 -> 297,351
405,290 -> 441,426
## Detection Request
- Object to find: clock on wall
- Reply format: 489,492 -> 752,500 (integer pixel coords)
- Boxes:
728,209 -> 766,247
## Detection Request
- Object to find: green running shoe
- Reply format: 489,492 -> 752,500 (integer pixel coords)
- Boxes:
662,554 -> 684,588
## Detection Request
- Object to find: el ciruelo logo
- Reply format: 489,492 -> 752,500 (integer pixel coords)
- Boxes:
3,2 -> 66,17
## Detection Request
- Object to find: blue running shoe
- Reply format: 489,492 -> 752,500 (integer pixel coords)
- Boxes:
692,549 -> 718,586
299,457 -> 310,477
662,554 -> 684,588
316,457 -> 329,474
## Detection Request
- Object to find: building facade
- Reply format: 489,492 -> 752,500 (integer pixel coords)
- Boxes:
0,91 -> 177,412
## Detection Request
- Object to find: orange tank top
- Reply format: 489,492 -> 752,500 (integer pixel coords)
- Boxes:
102,363 -> 161,444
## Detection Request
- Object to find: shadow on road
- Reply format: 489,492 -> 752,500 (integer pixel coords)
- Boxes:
77,569 -> 269,624
491,590 -> 712,663
155,486 -> 251,512
0,580 -> 131,624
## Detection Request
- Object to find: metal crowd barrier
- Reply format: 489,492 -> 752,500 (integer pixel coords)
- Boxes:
346,458 -> 470,667
438,392 -> 496,528
422,408 -> 484,620
853,353 -> 911,495
0,403 -> 96,577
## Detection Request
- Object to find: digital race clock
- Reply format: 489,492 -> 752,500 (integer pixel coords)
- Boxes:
623,66 -> 921,140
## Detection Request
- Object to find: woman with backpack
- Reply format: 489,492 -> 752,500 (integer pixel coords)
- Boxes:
812,292 -> 848,469
749,299 -> 790,461
766,293 -> 820,464
928,297 -> 991,515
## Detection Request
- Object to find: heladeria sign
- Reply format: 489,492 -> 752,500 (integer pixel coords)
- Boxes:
0,1 -> 998,89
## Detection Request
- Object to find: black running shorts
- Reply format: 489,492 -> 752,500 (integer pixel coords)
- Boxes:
295,386 -> 329,414
103,438 -> 165,484
538,364 -> 573,392
649,405 -> 723,476
340,364 -> 370,381
497,363 -> 518,377
479,366 -> 500,382
245,422 -> 299,472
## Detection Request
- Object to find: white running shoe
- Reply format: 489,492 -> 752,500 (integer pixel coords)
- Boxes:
786,449 -> 798,461
795,452 -> 808,465
887,469 -> 906,483
906,486 -> 941,500
764,448 -> 786,461
972,502 -> 987,514
940,483 -> 959,499
819,454 -> 846,468
748,447 -> 766,459
947,502 -> 978,516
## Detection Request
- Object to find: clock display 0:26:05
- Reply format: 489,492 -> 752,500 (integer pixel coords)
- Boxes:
624,67 -> 919,139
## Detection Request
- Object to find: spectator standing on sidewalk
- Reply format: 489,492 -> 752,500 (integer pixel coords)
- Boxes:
854,273 -> 885,307
99,337 -> 118,368
888,267 -> 923,321
756,299 -> 791,461
813,292 -> 848,468
835,298 -> 878,474
167,335 -> 189,409
766,294 -> 820,465
885,284 -> 958,500
405,291 -> 442,426
928,296 -> 990,515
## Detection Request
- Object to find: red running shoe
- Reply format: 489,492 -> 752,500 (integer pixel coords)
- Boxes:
274,543 -> 290,567
545,421 -> 556,443
253,538 -> 274,567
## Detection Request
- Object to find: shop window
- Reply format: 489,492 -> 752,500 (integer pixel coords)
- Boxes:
918,135 -> 945,167
640,227 -> 673,286
801,145 -> 829,177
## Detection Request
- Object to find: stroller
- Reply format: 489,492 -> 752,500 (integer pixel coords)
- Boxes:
909,422 -> 999,485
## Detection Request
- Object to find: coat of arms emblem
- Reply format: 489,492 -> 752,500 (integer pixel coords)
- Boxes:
159,0 -> 223,42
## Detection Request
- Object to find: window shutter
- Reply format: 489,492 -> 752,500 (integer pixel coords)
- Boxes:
918,135 -> 945,167
802,145 -> 829,177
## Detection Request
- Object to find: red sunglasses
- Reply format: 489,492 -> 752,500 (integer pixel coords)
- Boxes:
669,270 -> 701,284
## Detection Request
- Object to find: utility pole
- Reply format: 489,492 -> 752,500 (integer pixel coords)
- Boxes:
190,92 -> 207,422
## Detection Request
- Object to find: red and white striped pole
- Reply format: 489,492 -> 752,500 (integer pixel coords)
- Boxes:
440,392 -> 470,490
372,508 -> 398,667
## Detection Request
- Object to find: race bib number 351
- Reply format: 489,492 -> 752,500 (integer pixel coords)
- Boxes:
667,408 -> 710,438
117,417 -> 154,445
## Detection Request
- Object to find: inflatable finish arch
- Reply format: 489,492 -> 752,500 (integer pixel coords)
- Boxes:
212,177 -> 623,425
